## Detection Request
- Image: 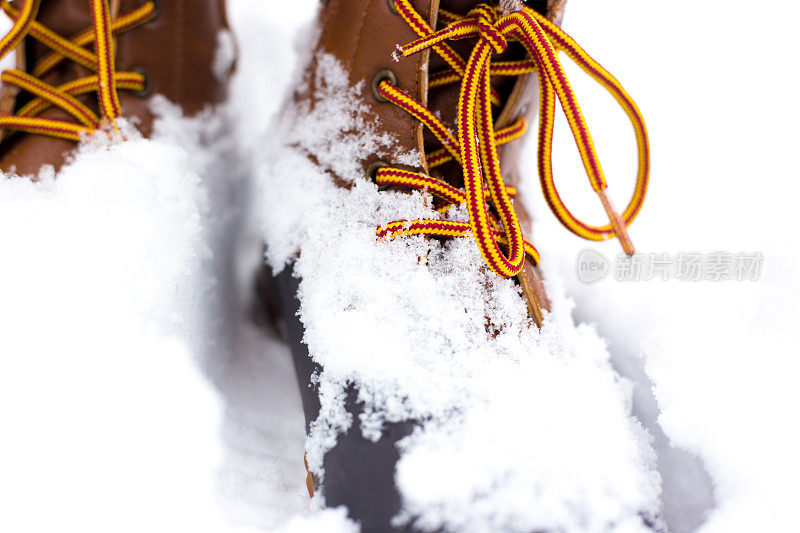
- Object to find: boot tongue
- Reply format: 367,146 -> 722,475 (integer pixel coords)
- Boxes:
423,0 -> 526,186
437,0 -> 489,11
33,0 -> 94,36
13,0 -> 135,120
24,0 -> 95,84
437,0 -> 550,15
22,0 -> 135,78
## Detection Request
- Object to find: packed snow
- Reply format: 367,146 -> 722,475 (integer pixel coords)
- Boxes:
1,0 -> 798,532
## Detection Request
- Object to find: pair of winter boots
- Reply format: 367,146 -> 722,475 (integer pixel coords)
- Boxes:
0,1 -> 649,531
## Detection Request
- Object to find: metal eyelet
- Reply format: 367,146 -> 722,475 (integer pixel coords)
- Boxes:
370,69 -> 397,103
131,66 -> 153,98
366,160 -> 389,189
388,0 -> 398,14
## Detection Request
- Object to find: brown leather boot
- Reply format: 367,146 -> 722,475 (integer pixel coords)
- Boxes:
0,0 -> 232,177
265,0 -> 650,530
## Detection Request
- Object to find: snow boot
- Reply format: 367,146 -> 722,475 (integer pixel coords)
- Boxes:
264,0 -> 650,529
0,0 -> 232,176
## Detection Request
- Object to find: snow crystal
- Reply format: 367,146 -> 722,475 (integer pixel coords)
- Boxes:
257,53 -> 662,531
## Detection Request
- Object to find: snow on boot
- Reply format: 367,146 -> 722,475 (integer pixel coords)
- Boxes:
0,0 -> 232,176
0,1 -> 243,530
259,0 -> 655,531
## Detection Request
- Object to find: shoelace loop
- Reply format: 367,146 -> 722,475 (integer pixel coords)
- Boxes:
376,0 -> 650,278
0,0 -> 156,142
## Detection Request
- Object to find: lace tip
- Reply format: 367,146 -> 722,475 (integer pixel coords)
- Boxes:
617,227 -> 636,256
597,189 -> 635,256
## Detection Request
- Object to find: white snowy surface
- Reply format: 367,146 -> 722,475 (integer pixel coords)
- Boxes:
0,0 -> 798,532
535,1 -> 800,532
0,118 -> 236,532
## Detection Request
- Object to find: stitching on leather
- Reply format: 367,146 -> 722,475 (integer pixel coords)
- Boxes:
352,0 -> 370,85
412,0 -> 431,167
355,0 -> 418,169
175,1 -> 184,101
413,0 -> 424,103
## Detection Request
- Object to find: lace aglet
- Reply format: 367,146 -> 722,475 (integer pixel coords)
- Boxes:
597,189 -> 635,256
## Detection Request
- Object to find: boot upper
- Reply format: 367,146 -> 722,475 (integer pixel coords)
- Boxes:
0,0 -> 232,176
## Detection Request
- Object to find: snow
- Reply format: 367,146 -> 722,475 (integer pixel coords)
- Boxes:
258,50 -> 661,530
1,0 -> 799,532
525,1 -> 800,532
0,121 -> 230,531
278,508 -> 359,533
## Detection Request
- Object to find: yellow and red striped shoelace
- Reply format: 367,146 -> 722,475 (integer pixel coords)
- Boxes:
375,1 -> 649,278
0,0 -> 157,141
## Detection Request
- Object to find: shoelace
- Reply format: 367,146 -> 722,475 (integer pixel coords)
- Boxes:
375,1 -> 649,278
0,0 -> 157,141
